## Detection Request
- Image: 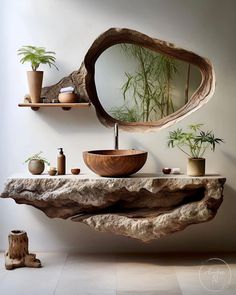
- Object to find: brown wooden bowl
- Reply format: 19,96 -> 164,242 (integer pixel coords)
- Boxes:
83,149 -> 148,177
162,168 -> 171,174
71,168 -> 81,175
58,93 -> 78,103
48,169 -> 57,176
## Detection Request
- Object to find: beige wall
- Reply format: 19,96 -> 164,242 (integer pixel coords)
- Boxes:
0,0 -> 235,252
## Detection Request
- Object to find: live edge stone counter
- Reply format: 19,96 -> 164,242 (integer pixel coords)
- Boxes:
1,174 -> 226,242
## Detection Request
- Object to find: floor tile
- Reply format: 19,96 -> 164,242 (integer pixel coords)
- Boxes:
54,254 -> 116,295
0,252 -> 67,295
78,292 -> 116,295
117,291 -> 181,295
175,256 -> 236,295
0,252 -> 236,294
116,255 -> 181,293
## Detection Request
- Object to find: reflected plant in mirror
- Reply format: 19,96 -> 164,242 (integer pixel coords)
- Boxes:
111,44 -> 178,122
96,43 -> 202,123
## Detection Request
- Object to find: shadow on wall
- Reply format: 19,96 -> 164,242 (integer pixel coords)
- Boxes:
129,137 -> 164,172
222,150 -> 236,169
33,106 -> 107,134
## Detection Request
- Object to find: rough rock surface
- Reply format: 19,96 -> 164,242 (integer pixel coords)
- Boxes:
41,62 -> 89,102
0,176 -> 226,242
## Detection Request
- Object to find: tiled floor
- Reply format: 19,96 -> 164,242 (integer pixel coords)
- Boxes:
0,253 -> 235,295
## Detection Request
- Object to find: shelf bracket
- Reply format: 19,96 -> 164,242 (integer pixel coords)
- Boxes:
62,107 -> 71,111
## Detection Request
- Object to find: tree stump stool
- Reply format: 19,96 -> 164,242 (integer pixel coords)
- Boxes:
5,230 -> 41,270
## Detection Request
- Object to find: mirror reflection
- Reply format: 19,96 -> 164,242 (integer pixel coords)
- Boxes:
95,44 -> 202,122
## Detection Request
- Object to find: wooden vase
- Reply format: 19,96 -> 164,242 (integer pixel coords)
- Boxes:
5,230 -> 41,270
27,71 -> 43,103
187,158 -> 205,176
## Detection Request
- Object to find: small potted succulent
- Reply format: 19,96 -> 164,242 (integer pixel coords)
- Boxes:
18,46 -> 58,103
25,151 -> 50,175
167,124 -> 223,176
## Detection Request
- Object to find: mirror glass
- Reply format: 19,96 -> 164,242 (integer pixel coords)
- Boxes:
95,44 -> 202,122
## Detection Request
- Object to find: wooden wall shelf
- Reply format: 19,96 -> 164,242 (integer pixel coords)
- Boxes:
18,103 -> 91,111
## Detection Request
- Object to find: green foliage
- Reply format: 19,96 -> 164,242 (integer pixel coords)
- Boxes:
24,151 -> 50,166
167,124 -> 223,158
110,105 -> 141,122
18,45 -> 58,71
111,44 -> 178,122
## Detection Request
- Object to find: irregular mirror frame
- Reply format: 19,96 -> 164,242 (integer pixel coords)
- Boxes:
84,28 -> 215,132
41,28 -> 215,132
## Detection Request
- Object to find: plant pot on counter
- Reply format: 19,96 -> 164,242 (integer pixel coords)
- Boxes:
27,71 -> 43,103
187,158 -> 205,176
28,159 -> 45,175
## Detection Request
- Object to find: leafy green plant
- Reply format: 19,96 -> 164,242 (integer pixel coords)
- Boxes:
110,105 -> 141,122
18,45 -> 58,71
24,151 -> 50,166
167,124 -> 223,158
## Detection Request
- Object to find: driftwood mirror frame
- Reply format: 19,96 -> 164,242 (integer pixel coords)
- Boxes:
41,28 -> 215,132
84,28 -> 215,132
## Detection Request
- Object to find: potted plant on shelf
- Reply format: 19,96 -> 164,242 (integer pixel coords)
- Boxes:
167,124 -> 223,176
24,151 -> 50,175
18,45 -> 58,103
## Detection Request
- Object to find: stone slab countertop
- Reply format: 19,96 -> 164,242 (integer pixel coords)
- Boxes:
8,172 -> 225,179
1,173 -> 226,242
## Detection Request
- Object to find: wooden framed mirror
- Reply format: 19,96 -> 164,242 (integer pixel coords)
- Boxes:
84,28 -> 215,132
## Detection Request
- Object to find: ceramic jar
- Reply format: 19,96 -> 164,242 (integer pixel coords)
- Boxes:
28,159 -> 45,175
187,158 -> 205,176
58,93 -> 78,103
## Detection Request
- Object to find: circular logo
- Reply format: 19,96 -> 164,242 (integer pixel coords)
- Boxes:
199,258 -> 231,292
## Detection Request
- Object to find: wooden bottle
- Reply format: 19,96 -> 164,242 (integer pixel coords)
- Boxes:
57,148 -> 66,175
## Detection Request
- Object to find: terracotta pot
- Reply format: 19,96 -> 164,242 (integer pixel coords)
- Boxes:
28,159 -> 45,175
27,71 -> 43,103
58,92 -> 78,103
187,158 -> 205,176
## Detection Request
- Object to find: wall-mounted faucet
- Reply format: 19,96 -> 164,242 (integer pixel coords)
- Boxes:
114,123 -> 119,150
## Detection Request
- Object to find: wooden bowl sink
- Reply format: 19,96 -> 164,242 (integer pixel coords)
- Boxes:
83,149 -> 148,177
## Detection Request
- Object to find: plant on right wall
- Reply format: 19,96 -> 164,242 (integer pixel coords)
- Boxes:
167,124 -> 223,176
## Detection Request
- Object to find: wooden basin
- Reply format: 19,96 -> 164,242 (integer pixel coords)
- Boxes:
83,150 -> 148,177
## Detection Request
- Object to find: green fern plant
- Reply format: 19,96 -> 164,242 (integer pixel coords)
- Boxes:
167,124 -> 223,158
24,151 -> 50,166
18,45 -> 58,71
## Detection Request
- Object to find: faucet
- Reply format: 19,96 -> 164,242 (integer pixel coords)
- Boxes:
114,123 -> 119,150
